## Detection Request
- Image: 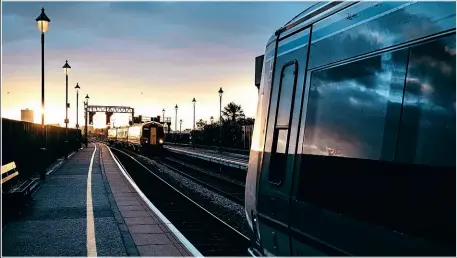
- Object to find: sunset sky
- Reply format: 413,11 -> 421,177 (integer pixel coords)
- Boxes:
2,1 -> 316,129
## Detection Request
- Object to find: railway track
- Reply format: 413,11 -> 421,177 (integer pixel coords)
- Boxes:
157,157 -> 245,204
109,147 -> 250,256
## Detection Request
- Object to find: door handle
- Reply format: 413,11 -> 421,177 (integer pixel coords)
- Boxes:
272,231 -> 278,252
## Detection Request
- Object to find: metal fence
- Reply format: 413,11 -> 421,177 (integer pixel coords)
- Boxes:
2,118 -> 82,180
164,124 -> 254,150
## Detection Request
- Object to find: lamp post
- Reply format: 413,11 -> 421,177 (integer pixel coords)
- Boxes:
162,108 -> 165,123
75,83 -> 80,129
84,94 -> 90,147
75,83 -> 80,150
63,60 -> 71,158
166,117 -> 171,134
175,104 -> 178,132
162,108 -> 165,131
179,119 -> 182,133
218,87 -> 224,152
36,7 -> 50,180
192,97 -> 196,149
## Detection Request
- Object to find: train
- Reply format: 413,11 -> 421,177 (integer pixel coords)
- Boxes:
245,1 -> 455,256
107,121 -> 165,152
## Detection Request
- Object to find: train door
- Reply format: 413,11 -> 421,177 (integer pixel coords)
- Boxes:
257,27 -> 311,256
150,127 -> 157,145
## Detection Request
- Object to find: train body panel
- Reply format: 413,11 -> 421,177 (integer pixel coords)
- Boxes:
127,124 -> 143,145
246,1 -> 456,256
107,128 -> 117,143
116,127 -> 129,142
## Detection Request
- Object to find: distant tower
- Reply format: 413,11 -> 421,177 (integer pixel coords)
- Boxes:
21,108 -> 34,123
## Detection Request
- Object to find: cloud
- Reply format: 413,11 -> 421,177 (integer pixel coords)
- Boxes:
2,1 -> 317,128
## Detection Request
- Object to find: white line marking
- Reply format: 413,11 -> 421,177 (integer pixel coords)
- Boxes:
105,144 -> 204,257
87,143 -> 97,257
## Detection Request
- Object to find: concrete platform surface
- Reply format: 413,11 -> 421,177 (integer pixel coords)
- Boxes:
2,143 -> 199,257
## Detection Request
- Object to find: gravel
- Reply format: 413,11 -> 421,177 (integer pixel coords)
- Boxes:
130,152 -> 250,237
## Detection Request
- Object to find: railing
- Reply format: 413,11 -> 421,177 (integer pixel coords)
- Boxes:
164,142 -> 250,156
2,118 -> 82,180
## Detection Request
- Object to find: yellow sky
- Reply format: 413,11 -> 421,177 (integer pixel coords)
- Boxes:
1,67 -> 259,129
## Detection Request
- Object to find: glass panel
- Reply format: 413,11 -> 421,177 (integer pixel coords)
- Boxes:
269,129 -> 289,184
308,1 -> 456,69
303,49 -> 408,160
276,129 -> 288,154
396,34 -> 456,167
276,64 -> 297,126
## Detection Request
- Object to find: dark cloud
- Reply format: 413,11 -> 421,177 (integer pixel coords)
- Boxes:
304,31 -> 455,164
2,1 -> 317,52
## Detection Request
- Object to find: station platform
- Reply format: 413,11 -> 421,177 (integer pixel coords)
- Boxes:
164,145 -> 248,170
2,143 -> 200,257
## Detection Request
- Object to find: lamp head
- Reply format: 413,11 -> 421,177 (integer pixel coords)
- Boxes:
74,83 -> 80,93
36,7 -> 51,33
63,60 -> 71,75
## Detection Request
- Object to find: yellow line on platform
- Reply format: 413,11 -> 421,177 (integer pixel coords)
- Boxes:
87,143 -> 98,257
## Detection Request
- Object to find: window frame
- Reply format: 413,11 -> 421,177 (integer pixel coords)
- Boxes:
268,60 -> 299,185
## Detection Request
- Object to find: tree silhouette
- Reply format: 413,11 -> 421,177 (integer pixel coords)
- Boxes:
222,102 -> 245,123
238,117 -> 255,125
196,119 -> 206,130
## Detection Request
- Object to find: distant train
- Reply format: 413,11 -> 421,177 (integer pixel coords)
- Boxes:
246,1 -> 455,257
107,121 -> 165,152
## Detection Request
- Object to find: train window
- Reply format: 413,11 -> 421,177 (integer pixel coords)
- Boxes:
294,38 -> 455,248
308,2 -> 456,70
302,49 -> 408,161
268,61 -> 299,184
276,129 -> 288,154
276,63 -> 297,126
396,34 -> 456,167
157,127 -> 165,138
269,129 -> 289,184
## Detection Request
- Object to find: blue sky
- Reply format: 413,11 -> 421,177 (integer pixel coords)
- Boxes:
2,1 -> 316,128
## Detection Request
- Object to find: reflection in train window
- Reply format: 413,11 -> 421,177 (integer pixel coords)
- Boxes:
303,49 -> 409,161
276,129 -> 288,154
396,34 -> 456,167
276,64 -> 297,126
269,129 -> 289,184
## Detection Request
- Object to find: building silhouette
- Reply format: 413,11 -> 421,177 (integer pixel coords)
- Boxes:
21,109 -> 34,123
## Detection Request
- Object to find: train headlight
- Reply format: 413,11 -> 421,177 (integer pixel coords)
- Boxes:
159,139 -> 164,144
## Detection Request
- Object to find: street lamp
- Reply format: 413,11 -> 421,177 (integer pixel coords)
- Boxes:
63,60 -> 71,158
162,108 -> 165,124
218,87 -> 224,152
75,83 -> 80,151
175,104 -> 178,132
192,97 -> 196,149
75,83 -> 80,129
36,7 -> 50,180
179,119 -> 182,133
84,94 -> 90,147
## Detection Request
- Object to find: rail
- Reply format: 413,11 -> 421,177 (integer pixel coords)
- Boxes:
164,142 -> 250,156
